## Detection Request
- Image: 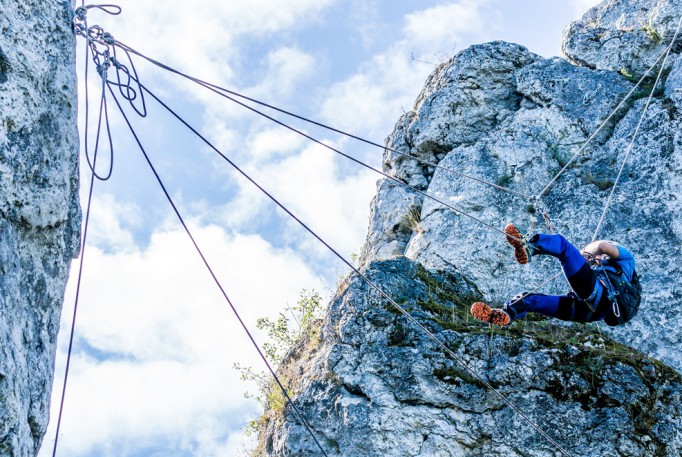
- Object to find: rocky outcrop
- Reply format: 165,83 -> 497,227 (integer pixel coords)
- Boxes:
362,0 -> 682,373
0,1 -> 80,456
259,0 -> 682,455
563,0 -> 682,77
260,258 -> 682,456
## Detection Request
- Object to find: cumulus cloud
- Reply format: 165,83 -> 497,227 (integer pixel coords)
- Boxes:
86,193 -> 141,253
41,202 -> 326,456
403,1 -> 490,55
250,47 -> 317,100
92,0 -> 336,84
212,138 -> 376,261
320,0 -> 496,141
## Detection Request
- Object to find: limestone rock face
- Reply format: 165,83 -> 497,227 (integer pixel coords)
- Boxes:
259,0 -> 682,455
361,0 -> 682,373
563,0 -> 682,77
0,1 -> 80,456
260,259 -> 682,456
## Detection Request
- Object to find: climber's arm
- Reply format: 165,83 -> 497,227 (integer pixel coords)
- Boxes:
582,240 -> 620,261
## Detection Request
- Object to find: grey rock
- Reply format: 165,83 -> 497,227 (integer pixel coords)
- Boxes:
562,0 -> 682,77
360,42 -> 540,270
0,1 -> 80,456
665,53 -> 682,102
361,1 -> 682,375
258,259 -> 682,456
261,1 -> 682,455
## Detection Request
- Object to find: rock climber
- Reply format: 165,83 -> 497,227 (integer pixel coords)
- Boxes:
470,223 -> 640,326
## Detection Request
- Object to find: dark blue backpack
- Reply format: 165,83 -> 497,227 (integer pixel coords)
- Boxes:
599,263 -> 642,327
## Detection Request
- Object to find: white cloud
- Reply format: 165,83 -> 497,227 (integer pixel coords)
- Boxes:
251,47 -> 317,99
403,1 -> 490,54
320,0 -> 495,140
214,139 -> 376,260
86,193 -> 141,253
90,0 -> 336,92
42,207 -> 326,456
248,128 -> 305,164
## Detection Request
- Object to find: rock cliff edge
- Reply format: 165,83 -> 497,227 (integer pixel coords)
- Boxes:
0,1 -> 80,456
258,1 -> 682,455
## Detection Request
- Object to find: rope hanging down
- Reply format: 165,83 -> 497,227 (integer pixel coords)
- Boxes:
52,7 -> 127,455
50,96 -> 101,457
65,7 -> 330,457
591,13 -> 682,241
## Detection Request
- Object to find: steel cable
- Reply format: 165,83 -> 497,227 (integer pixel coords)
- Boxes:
105,82 -> 331,457
131,78 -> 571,456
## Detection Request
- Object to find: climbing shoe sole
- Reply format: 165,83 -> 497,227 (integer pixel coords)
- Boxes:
471,302 -> 511,326
504,223 -> 530,265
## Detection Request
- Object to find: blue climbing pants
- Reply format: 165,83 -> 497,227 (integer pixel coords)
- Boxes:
508,234 -> 604,323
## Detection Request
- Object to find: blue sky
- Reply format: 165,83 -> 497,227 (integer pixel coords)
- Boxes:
42,1 -> 600,456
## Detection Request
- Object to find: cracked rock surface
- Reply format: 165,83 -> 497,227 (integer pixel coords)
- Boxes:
258,259 -> 682,456
259,0 -> 682,455
0,0 -> 80,456
361,0 -> 682,373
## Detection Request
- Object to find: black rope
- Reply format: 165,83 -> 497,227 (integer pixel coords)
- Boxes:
132,75 -> 570,457
51,8 -> 127,453
51,101 -> 100,457
115,44 -> 520,244
115,41 -> 535,203
105,82 -> 330,457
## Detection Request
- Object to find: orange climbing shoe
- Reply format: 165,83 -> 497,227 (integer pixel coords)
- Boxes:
504,223 -> 531,265
471,302 -> 511,326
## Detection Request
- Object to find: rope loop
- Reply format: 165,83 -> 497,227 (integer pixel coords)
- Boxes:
73,5 -> 120,181
533,198 -> 556,233
72,2 -> 147,181
87,4 -> 122,15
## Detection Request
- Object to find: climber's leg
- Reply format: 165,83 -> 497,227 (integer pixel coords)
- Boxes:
527,233 -> 598,300
506,292 -> 598,323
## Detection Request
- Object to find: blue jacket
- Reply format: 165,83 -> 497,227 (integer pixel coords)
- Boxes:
588,242 -> 636,318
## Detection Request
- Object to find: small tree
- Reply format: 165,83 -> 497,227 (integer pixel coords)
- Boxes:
234,289 -> 324,435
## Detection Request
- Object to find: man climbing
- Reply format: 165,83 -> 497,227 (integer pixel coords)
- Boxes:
470,224 -> 639,326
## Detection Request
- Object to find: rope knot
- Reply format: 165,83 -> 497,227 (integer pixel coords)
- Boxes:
97,61 -> 110,78
75,6 -> 87,20
102,32 -> 115,45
